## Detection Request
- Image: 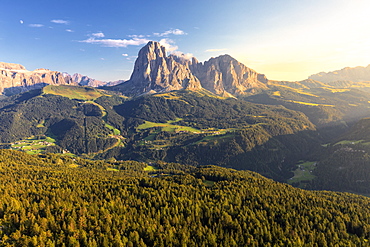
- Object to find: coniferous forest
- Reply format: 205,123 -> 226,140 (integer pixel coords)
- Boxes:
3,3 -> 370,245
1,150 -> 370,246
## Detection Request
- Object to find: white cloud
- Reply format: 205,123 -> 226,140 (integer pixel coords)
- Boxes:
51,19 -> 69,25
122,54 -> 128,56
80,37 -> 149,48
128,34 -> 145,38
29,24 -> 44,28
92,32 -> 105,38
154,29 -> 187,37
159,38 -> 178,52
205,48 -> 228,52
171,51 -> 194,61
66,29 -> 74,32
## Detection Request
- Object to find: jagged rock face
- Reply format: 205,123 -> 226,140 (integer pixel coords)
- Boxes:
191,55 -> 268,96
71,73 -> 106,87
309,65 -> 370,83
0,63 -> 77,95
0,62 -> 26,71
120,41 -> 268,97
121,41 -> 202,95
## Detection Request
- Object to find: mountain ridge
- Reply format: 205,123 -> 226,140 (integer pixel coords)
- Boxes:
309,64 -> 370,83
113,41 -> 269,97
0,63 -> 77,95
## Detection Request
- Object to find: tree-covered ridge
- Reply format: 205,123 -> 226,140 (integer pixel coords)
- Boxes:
0,150 -> 370,246
245,84 -> 370,127
304,117 -> 370,194
116,90 -> 314,132
0,89 -> 124,155
101,90 -> 319,181
0,88 -> 320,182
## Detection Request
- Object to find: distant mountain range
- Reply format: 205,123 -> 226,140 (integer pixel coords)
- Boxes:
0,62 -> 123,95
0,62 -> 76,95
309,64 -> 370,83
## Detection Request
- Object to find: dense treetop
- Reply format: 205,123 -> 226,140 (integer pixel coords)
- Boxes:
1,150 -> 370,246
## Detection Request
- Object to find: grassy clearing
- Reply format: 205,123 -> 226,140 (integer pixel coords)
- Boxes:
137,119 -> 200,133
288,161 -> 317,185
272,84 -> 319,97
272,91 -> 281,96
107,168 -> 119,172
203,180 -> 215,187
63,153 -> 77,158
334,140 -> 364,146
43,85 -> 105,100
153,92 -> 182,100
105,123 -> 121,135
288,100 -> 334,107
323,87 -> 351,93
144,165 -> 158,171
197,134 -> 234,143
10,136 -> 56,155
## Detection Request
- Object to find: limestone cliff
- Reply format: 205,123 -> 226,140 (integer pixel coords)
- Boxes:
71,73 -> 106,87
117,41 -> 268,97
117,41 -> 202,96
190,54 -> 268,96
0,63 -> 77,95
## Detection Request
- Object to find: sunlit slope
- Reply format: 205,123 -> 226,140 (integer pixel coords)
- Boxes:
246,81 -> 370,126
1,149 -> 370,246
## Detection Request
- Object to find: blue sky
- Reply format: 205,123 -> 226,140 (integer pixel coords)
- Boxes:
1,0 -> 370,82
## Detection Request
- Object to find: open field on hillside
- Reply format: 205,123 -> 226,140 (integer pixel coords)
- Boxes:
334,140 -> 364,145
137,118 -> 200,133
288,100 -> 334,107
43,85 -> 105,100
288,161 -> 317,186
10,136 -> 57,155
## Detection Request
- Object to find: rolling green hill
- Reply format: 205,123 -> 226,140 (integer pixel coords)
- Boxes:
245,83 -> 370,127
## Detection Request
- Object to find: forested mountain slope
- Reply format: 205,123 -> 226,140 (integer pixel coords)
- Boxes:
0,86 -> 320,182
305,117 -> 370,194
0,86 -> 122,155
1,150 -> 370,246
102,90 -> 319,181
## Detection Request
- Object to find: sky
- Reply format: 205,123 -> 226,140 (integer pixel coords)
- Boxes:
1,0 -> 370,82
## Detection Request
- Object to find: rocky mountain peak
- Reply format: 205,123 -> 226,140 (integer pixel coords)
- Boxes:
0,62 -> 26,71
191,54 -> 268,95
70,73 -> 106,87
114,41 -> 269,97
119,41 -> 202,96
138,41 -> 167,61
